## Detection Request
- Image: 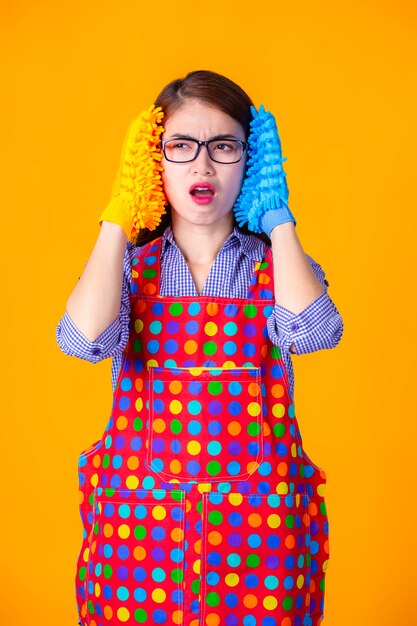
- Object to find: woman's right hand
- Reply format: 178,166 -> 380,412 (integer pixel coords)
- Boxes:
98,104 -> 167,242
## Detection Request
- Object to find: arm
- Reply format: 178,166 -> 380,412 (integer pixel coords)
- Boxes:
267,227 -> 344,354
55,304 -> 130,363
55,222 -> 132,362
233,103 -> 343,354
56,105 -> 167,361
66,220 -> 127,341
271,222 -> 323,353
270,222 -> 324,315
272,291 -> 344,355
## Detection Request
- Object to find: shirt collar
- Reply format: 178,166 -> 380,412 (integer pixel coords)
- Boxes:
160,224 -> 266,262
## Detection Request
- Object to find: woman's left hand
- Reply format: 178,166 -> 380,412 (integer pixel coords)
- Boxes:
259,202 -> 296,238
233,104 -> 297,237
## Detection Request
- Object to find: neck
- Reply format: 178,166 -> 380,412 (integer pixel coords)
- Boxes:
171,213 -> 234,264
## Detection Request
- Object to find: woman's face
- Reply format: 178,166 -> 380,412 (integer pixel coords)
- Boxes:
161,99 -> 247,229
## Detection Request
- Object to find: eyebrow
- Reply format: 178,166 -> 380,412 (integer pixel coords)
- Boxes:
165,134 -> 242,141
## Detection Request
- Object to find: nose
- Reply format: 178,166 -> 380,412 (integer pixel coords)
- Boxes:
193,144 -> 215,174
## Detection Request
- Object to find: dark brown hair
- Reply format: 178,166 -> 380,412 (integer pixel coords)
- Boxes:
134,69 -> 271,247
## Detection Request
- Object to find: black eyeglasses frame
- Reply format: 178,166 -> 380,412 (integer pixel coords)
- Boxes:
160,138 -> 248,164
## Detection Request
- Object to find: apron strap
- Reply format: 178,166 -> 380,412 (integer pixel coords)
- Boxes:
247,245 -> 275,300
130,237 -> 163,297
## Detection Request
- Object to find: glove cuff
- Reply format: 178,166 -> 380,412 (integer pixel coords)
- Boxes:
98,194 -> 135,242
260,207 -> 296,237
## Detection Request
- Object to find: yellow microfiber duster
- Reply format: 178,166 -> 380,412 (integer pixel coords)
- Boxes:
98,104 -> 168,243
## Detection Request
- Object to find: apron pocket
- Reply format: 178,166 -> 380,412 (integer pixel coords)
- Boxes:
84,488 -> 186,624
147,366 -> 264,483
200,491 -> 311,625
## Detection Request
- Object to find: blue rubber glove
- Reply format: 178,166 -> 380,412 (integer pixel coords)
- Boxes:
233,104 -> 296,237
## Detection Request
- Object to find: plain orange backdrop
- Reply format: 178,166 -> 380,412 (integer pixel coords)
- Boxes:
1,1 -> 416,624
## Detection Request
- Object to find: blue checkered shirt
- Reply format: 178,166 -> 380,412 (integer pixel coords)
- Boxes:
56,226 -> 343,401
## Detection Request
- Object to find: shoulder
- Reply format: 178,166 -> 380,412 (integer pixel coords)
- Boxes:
233,227 -> 269,262
122,238 -> 151,282
125,236 -> 163,259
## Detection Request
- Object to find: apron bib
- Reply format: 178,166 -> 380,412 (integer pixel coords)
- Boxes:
75,237 -> 329,626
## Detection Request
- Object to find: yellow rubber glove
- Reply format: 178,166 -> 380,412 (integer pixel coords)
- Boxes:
98,104 -> 168,243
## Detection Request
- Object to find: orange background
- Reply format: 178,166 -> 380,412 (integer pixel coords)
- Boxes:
1,1 -> 416,624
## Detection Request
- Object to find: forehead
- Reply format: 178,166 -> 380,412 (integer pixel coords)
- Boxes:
162,100 -> 244,139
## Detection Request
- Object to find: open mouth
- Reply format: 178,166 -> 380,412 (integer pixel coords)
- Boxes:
190,187 -> 215,197
189,182 -> 216,198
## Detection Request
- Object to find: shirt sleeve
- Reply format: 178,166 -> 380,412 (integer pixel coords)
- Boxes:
266,253 -> 344,355
55,241 -> 133,364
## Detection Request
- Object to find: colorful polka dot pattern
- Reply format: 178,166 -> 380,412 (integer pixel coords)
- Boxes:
201,492 -> 311,626
82,488 -> 186,625
148,367 -> 263,482
75,238 -> 329,626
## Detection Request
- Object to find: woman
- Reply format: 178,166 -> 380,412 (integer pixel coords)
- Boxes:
56,69 -> 343,626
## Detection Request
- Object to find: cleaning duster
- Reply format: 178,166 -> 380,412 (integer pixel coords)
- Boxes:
99,104 -> 168,242
233,104 -> 296,236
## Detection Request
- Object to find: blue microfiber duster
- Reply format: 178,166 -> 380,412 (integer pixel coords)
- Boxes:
233,104 -> 296,235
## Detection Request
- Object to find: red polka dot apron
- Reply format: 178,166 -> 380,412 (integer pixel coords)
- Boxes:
76,237 -> 329,626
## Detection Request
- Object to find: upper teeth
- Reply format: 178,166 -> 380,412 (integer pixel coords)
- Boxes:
195,187 -> 209,190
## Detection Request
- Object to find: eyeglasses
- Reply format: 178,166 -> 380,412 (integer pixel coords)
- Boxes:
161,138 -> 247,164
